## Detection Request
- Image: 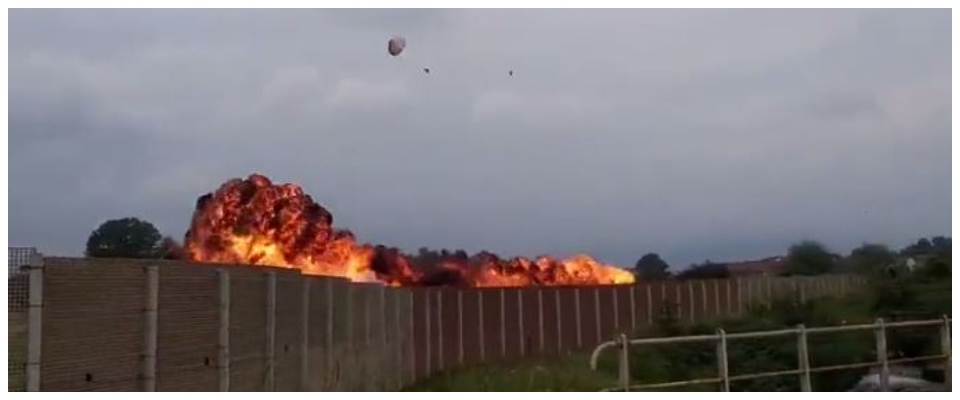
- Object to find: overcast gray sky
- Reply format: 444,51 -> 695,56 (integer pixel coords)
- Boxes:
8,9 -> 952,268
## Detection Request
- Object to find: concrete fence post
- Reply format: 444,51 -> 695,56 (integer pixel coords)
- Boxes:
379,286 -> 388,389
394,289 -> 404,390
436,291 -> 444,370
555,289 -> 563,352
24,257 -> 44,392
725,280 -> 732,315
594,288 -> 601,344
700,280 -> 708,317
537,289 -> 545,353
500,289 -> 507,358
325,279 -> 334,387
265,271 -> 277,391
477,290 -> 485,361
300,278 -> 310,390
217,269 -> 231,392
629,285 -> 637,332
143,266 -> 159,392
765,276 -> 773,305
612,286 -> 620,331
574,288 -> 583,348
687,281 -> 695,322
796,277 -> 805,303
713,280 -> 720,317
736,278 -> 744,315
458,290 -> 465,365
408,290 -> 416,382
425,289 -> 432,374
676,283 -> 684,321
646,285 -> 653,325
518,290 -> 526,356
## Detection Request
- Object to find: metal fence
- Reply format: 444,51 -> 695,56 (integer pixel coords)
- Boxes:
589,317 -> 952,392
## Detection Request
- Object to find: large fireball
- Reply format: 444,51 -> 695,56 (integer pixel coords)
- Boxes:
183,174 -> 635,287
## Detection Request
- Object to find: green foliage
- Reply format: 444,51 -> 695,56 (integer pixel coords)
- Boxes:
634,253 -> 671,280
403,356 -> 615,391
85,217 -> 164,259
786,240 -> 836,276
676,261 -> 730,280
846,243 -> 896,275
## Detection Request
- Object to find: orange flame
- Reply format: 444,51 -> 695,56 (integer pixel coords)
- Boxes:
183,174 -> 635,287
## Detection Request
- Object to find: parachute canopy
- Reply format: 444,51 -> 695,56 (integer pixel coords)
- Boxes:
387,35 -> 406,56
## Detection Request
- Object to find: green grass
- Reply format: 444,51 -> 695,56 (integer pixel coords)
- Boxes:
403,354 -> 619,391
8,311 -> 27,392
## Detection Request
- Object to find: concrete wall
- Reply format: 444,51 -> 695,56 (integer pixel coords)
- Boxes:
28,257 -> 863,391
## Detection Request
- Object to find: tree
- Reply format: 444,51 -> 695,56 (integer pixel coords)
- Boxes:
634,253 -> 670,280
846,243 -> 896,275
785,240 -> 835,276
85,217 -> 163,259
902,238 -> 934,256
930,236 -> 951,253
675,261 -> 729,280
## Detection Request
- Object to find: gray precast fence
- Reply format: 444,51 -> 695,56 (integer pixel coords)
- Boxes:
9,257 -> 864,391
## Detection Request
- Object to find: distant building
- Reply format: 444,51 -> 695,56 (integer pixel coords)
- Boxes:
724,256 -> 787,277
8,246 -> 42,276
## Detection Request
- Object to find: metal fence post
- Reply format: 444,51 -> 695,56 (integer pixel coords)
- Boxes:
217,269 -> 231,391
143,266 -> 160,392
24,256 -> 44,392
265,271 -> 277,391
618,334 -> 630,392
874,318 -> 889,391
941,315 -> 951,389
797,324 -> 811,391
716,329 -> 730,392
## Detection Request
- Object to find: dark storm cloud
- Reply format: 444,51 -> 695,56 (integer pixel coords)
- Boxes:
7,9 -> 951,268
